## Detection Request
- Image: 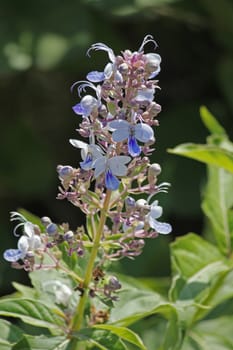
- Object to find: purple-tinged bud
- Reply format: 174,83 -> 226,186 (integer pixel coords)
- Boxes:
46,223 -> 58,236
118,63 -> 128,74
64,230 -> 74,241
57,165 -> 74,179
41,216 -> 52,226
148,102 -> 161,117
77,246 -> 84,256
148,163 -> 161,185
125,196 -> 136,210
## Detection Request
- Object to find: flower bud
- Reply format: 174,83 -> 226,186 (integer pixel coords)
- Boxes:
41,216 -> 52,226
118,63 -> 128,74
125,196 -> 136,210
46,223 -> 58,236
57,165 -> 73,179
64,230 -> 74,241
148,163 -> 161,185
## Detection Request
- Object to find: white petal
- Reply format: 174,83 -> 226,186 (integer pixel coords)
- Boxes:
93,156 -> 107,178
24,222 -> 35,237
108,156 -> 131,176
89,144 -> 104,159
18,235 -> 29,254
104,63 -> 114,79
135,88 -> 154,103
148,216 -> 172,234
150,200 -> 162,218
109,120 -> 130,142
32,235 -> 42,250
69,139 -> 88,150
135,123 -> 154,142
109,120 -> 129,129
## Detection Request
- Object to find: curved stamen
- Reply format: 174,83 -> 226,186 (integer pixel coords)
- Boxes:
138,35 -> 158,53
147,183 -> 171,203
71,81 -> 97,97
13,222 -> 25,237
86,43 -> 115,63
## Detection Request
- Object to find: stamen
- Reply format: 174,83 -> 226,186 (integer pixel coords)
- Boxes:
138,35 -> 158,53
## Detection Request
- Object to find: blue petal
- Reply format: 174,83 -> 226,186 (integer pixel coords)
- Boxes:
3,249 -> 23,262
80,154 -> 93,170
105,169 -> 120,190
72,103 -> 85,115
87,71 -> 105,82
128,135 -> 141,157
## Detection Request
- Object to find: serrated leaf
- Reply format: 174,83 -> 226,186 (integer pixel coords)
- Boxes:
13,335 -> 69,350
200,106 -> 227,136
12,282 -> 36,299
0,319 -> 24,349
93,324 -> 146,350
168,143 -> 233,174
0,298 -> 65,330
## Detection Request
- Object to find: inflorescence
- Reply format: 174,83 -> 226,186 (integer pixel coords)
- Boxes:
4,35 -> 172,307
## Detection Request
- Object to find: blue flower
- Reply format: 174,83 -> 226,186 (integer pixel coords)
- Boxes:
3,218 -> 42,263
71,81 -> 101,117
69,139 -> 104,170
93,155 -> 131,190
134,88 -> 155,104
146,200 -> 172,234
108,120 -> 154,157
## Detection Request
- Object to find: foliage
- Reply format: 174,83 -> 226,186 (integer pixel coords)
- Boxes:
2,91 -> 233,350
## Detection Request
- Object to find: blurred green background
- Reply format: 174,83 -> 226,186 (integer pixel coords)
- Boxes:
1,0 -> 233,295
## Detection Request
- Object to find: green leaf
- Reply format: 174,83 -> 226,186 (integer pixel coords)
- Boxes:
202,165 -> 233,255
93,324 -> 146,350
170,234 -> 231,326
200,106 -> 227,136
0,298 -> 65,330
168,143 -> 233,174
12,282 -> 36,299
74,328 -> 127,350
170,233 -> 225,279
13,335 -> 69,350
107,286 -> 182,350
184,316 -> 233,350
0,319 -> 24,349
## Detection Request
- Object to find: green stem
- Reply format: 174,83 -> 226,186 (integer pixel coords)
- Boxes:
71,190 -> 112,334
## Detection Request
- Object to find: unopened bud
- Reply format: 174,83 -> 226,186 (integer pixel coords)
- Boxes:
41,216 -> 52,226
148,163 -> 161,185
46,223 -> 58,236
57,165 -> 73,179
64,230 -> 74,241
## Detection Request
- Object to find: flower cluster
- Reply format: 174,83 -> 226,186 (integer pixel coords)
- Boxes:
3,35 -> 171,310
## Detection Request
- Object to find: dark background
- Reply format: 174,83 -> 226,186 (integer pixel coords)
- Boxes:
1,0 -> 233,295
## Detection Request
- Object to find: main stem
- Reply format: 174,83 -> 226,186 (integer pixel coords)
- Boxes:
71,190 -> 112,333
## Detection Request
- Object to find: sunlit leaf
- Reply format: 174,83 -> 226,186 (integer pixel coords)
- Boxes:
168,143 -> 233,174
0,298 -> 65,330
74,328 -> 127,350
93,324 -> 146,350
200,106 -> 227,136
